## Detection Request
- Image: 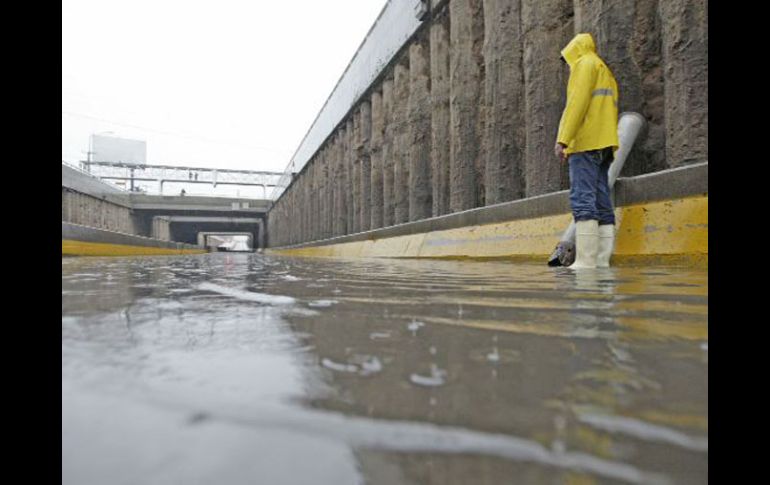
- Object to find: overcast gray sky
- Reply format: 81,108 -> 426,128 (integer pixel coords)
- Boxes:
62,0 -> 387,174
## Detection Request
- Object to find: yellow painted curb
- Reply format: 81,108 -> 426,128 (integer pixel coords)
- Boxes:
62,239 -> 207,257
268,195 -> 707,267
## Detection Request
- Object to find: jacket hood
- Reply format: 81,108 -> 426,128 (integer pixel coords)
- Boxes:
561,33 -> 596,69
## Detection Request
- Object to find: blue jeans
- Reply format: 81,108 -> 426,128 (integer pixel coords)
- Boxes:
568,148 -> 615,225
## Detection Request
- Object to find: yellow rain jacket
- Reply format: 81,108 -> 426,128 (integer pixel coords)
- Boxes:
557,33 -> 619,155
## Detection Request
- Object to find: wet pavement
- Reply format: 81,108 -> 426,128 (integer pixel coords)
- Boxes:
62,253 -> 707,485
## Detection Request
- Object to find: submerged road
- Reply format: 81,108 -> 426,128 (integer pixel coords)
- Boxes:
62,254 -> 707,484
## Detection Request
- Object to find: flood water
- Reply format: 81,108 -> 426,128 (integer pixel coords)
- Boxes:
62,253 -> 707,485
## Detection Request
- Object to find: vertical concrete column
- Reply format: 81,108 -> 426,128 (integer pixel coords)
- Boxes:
660,0 -> 707,168
296,182 -> 302,244
274,211 -> 279,247
267,197 -> 286,246
332,134 -> 340,237
285,188 -> 291,245
318,148 -> 326,239
352,111 -> 362,234
316,150 -> 324,240
295,176 -> 301,244
359,100 -> 372,232
326,146 -> 334,238
370,90 -> 384,229
521,0 -> 573,197
295,183 -> 301,245
257,219 -> 265,250
430,13 -> 451,217
408,37 -> 433,222
483,0 -> 525,205
296,177 -> 308,243
283,188 -> 290,245
574,0 -> 665,176
326,145 -> 334,238
345,119 -> 355,234
291,185 -> 298,245
310,161 -> 318,241
267,211 -> 275,247
381,78 -> 395,227
268,205 -> 276,246
333,133 -> 346,236
319,147 -> 329,239
304,173 -> 310,242
298,182 -> 303,244
307,169 -> 314,242
449,0 -> 486,212
286,187 -> 293,245
295,176 -> 302,244
333,133 -> 340,236
301,173 -> 308,243
393,59 -> 410,225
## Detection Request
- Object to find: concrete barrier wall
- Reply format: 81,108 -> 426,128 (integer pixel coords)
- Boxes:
267,0 -> 707,247
62,163 -> 140,235
62,222 -> 206,257
62,188 -> 138,235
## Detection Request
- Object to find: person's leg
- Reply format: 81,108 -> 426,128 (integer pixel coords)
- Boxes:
569,151 -> 601,268
595,151 -> 615,226
568,151 -> 600,222
595,150 -> 616,267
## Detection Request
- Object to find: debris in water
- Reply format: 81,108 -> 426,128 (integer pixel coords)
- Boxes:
321,358 -> 359,373
408,319 -> 425,335
487,347 -> 500,362
410,364 -> 447,387
308,299 -> 337,308
321,355 -> 383,376
197,282 -> 295,305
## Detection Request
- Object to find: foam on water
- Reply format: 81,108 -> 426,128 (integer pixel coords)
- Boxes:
198,282 -> 295,305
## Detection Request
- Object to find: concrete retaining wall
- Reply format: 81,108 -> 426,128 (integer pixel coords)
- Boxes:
267,0 -> 707,248
62,188 -> 138,235
62,163 -> 139,234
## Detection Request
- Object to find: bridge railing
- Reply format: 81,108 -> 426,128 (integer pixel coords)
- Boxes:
76,161 -> 284,199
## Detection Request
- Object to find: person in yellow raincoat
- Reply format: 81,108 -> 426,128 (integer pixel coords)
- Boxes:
554,33 -> 619,269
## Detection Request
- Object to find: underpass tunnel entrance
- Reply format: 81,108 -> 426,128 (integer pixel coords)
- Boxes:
157,216 -> 264,250
200,232 -> 253,252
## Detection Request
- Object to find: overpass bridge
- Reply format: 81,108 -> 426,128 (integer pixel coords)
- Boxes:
80,160 -> 283,198
62,162 -> 278,252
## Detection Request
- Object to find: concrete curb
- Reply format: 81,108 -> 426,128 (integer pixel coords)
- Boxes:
270,162 -> 707,251
62,222 -> 206,256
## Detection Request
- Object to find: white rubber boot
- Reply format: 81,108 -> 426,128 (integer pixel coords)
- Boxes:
597,224 -> 615,268
570,220 -> 598,269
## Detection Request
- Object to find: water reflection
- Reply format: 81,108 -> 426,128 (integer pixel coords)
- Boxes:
62,254 -> 707,484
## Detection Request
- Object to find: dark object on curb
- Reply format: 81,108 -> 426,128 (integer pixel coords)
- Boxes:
547,241 -> 576,267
